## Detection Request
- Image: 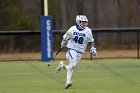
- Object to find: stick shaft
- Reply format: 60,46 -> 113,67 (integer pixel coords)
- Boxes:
53,48 -> 62,59
48,47 -> 62,66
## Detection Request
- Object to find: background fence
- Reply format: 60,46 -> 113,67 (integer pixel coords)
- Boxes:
0,28 -> 139,61
53,28 -> 140,59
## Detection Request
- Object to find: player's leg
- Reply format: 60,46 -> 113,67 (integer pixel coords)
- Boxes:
64,65 -> 73,89
55,49 -> 82,89
64,52 -> 83,88
76,53 -> 83,65
56,61 -> 64,73
55,49 -> 76,73
64,49 -> 78,89
56,60 -> 73,88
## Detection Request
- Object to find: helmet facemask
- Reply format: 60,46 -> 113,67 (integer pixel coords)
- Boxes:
76,15 -> 88,30
79,21 -> 88,29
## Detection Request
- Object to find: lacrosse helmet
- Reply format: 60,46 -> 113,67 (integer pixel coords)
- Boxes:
76,15 -> 88,30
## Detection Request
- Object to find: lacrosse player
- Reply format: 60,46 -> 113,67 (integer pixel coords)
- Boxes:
56,15 -> 97,89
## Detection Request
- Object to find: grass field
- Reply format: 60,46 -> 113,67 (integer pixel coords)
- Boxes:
0,59 -> 140,93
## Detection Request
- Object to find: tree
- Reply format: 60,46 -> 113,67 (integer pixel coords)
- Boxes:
0,0 -> 39,30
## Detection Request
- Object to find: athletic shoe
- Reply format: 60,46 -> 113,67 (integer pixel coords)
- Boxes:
56,61 -> 64,73
65,81 -> 72,89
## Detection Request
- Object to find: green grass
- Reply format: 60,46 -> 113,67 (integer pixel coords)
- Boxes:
0,59 -> 140,93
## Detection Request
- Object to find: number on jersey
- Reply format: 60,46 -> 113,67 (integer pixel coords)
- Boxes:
73,36 -> 84,44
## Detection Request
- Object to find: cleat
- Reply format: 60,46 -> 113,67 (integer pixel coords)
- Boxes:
65,81 -> 72,89
56,61 -> 64,73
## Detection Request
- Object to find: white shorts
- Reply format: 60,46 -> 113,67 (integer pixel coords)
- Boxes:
66,49 -> 83,68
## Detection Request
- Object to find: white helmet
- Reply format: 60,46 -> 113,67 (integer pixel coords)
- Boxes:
76,15 -> 88,29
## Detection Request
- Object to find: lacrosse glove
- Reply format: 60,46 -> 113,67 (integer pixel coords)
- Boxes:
61,40 -> 67,48
90,47 -> 97,56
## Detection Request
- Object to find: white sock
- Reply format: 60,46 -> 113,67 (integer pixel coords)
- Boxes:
66,66 -> 73,83
61,63 -> 64,68
60,61 -> 64,68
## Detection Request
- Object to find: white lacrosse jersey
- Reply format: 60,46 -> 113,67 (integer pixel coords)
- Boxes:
63,25 -> 94,53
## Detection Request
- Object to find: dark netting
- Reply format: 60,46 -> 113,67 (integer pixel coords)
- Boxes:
53,29 -> 140,59
0,29 -> 139,61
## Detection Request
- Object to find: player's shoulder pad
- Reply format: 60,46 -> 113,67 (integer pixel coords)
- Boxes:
66,26 -> 76,34
86,27 -> 92,31
67,25 -> 76,31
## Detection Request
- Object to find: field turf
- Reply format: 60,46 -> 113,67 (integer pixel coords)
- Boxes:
0,59 -> 140,93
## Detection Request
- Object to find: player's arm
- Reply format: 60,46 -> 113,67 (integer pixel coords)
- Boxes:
89,41 -> 97,56
88,30 -> 97,56
61,31 -> 72,48
89,41 -> 95,48
88,39 -> 97,56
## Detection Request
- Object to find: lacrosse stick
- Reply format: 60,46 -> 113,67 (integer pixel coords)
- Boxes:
48,47 -> 62,66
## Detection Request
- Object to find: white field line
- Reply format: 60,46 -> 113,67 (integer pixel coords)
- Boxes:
0,80 -> 43,84
76,68 -> 140,73
74,77 -> 134,81
0,72 -> 37,76
32,81 -> 42,83
0,63 -> 46,67
0,64 -> 27,67
0,68 -> 140,76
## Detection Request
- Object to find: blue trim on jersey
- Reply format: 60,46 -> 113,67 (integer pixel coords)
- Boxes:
68,49 -> 73,59
68,48 -> 83,54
